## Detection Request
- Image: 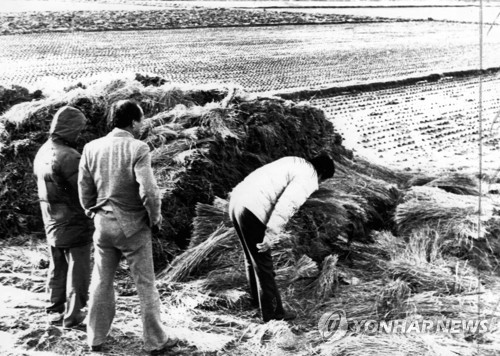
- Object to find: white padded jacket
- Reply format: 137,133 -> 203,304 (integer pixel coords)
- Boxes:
229,156 -> 319,234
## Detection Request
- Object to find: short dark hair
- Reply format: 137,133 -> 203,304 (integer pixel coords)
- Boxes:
309,153 -> 335,180
109,100 -> 143,129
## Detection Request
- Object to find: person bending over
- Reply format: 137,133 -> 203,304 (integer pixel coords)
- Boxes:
229,154 -> 335,322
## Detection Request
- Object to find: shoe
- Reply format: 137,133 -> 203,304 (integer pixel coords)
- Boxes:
272,310 -> 297,321
47,313 -> 64,326
149,337 -> 179,355
91,344 -> 103,352
63,322 -> 87,331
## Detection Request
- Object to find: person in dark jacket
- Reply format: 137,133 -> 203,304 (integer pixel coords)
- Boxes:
229,154 -> 335,322
33,106 -> 93,328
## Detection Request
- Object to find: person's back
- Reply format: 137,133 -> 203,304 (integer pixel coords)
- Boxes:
78,100 -> 176,354
229,156 -> 319,234
228,154 -> 334,322
33,105 -> 92,328
83,134 -> 144,207
79,104 -> 161,237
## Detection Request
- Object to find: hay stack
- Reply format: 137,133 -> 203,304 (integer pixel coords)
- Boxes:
0,76 -> 232,239
148,94 -> 339,249
288,161 -> 401,263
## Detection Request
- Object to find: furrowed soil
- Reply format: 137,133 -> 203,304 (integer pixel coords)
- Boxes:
0,22 -> 500,92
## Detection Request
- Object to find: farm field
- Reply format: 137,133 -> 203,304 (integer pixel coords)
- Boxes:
313,72 -> 500,174
0,0 -> 170,12
2,2 -> 500,356
1,22 -> 499,93
268,5 -> 500,24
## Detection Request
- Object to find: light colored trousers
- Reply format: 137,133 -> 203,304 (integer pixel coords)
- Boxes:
87,210 -> 168,351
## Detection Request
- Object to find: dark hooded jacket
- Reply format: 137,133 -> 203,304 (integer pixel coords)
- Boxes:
33,106 -> 93,247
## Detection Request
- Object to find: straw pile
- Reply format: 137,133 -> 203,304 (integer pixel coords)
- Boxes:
0,76 -> 230,239
0,85 -> 43,116
287,161 -> 402,263
147,94 -> 339,250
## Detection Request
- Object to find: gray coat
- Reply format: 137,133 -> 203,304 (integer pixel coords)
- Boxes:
78,128 -> 161,238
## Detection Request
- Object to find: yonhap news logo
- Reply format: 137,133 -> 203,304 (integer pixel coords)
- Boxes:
317,310 -> 348,342
318,310 -> 498,342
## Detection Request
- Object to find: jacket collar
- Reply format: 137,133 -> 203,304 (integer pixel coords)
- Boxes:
108,127 -> 134,138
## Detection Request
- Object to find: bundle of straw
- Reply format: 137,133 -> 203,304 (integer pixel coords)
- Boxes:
315,254 -> 340,300
158,225 -> 238,283
293,255 -> 319,280
395,186 -> 494,240
319,334 -> 469,356
274,253 -> 319,283
191,197 -> 231,247
404,291 -> 484,320
316,281 -> 384,321
199,266 -> 246,292
407,174 -> 437,188
150,139 -> 195,166
382,259 -> 478,295
425,173 -> 480,196
375,278 -> 412,318
198,102 -> 240,140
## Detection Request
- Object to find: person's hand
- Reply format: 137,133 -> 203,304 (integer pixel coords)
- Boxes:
257,239 -> 272,253
257,230 -> 280,253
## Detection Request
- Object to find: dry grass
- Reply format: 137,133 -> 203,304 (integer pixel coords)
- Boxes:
318,334 -> 476,356
191,197 -> 231,247
424,173 -> 480,196
158,226 -> 238,283
314,255 -> 340,301
375,278 -> 412,319
395,186 -> 494,240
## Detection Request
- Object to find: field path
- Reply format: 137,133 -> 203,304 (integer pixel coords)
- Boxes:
1,22 -> 499,92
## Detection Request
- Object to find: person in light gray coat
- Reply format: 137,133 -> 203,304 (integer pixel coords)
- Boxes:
33,106 -> 93,328
229,154 -> 335,322
78,100 -> 177,354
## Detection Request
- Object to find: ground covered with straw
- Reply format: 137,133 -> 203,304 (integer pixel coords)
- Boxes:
1,75 -> 500,355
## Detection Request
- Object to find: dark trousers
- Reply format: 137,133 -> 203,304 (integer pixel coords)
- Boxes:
46,243 -> 91,327
230,206 -> 284,322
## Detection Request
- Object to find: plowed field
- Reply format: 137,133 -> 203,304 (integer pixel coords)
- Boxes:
1,22 -> 499,92
313,73 -> 500,173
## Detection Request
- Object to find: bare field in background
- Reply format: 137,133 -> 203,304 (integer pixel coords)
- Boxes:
269,6 -> 500,23
314,73 -> 500,173
1,22 -> 499,93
